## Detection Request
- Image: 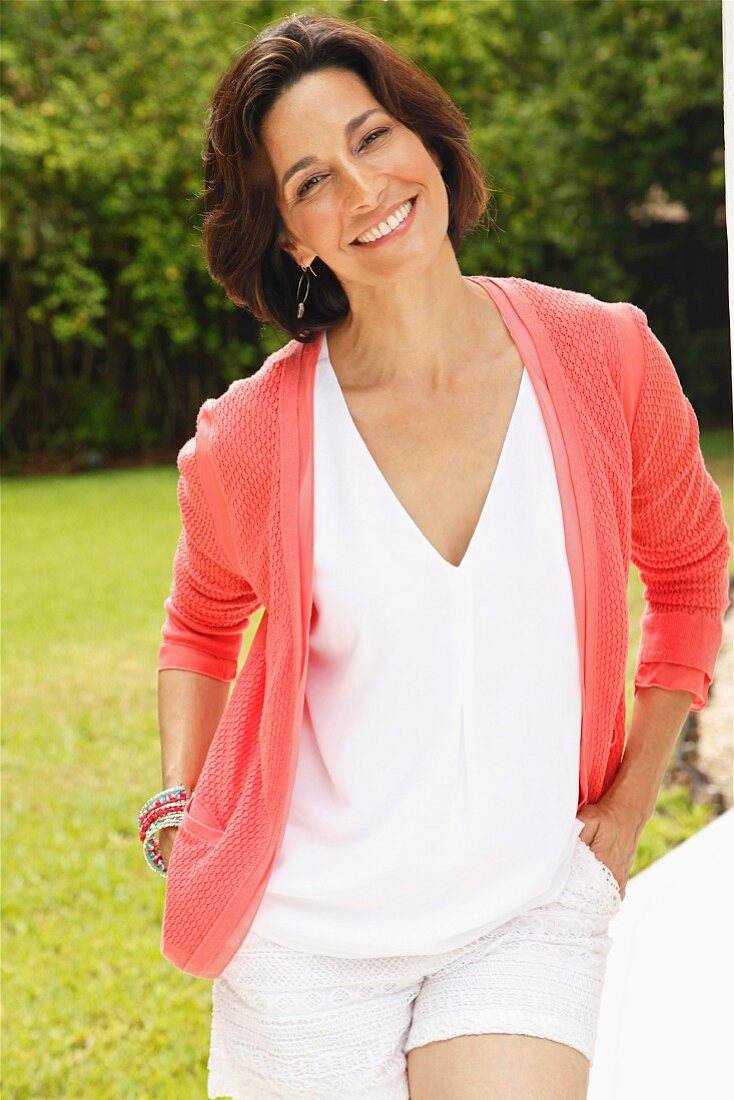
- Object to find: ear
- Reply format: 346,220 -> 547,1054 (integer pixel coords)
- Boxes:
278,211 -> 314,267
279,236 -> 301,265
281,242 -> 316,271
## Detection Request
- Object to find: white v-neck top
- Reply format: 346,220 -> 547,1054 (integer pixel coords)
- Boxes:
248,331 -> 586,957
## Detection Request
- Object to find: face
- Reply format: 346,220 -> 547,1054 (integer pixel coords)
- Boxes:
261,67 -> 448,287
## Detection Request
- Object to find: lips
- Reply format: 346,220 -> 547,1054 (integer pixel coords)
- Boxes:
351,195 -> 418,245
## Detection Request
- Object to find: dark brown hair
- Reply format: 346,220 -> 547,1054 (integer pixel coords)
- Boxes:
202,9 -> 494,343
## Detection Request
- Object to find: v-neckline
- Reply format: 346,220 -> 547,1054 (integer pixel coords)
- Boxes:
319,281 -> 528,572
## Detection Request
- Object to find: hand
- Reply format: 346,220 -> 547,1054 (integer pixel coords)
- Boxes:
576,798 -> 641,900
157,825 -> 180,870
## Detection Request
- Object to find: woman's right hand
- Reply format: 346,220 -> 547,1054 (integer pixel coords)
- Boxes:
157,825 -> 180,870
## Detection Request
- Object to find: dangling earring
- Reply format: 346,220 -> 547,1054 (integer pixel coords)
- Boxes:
297,262 -> 317,319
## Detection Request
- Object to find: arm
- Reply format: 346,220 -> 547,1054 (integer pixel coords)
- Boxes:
624,302 -> 731,715
157,408 -> 261,801
584,684 -> 697,897
605,685 -> 695,833
579,309 -> 730,893
158,670 -> 231,795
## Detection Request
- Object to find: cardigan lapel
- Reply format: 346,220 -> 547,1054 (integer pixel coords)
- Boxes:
288,279 -> 598,810
476,277 -> 598,808
296,337 -> 318,666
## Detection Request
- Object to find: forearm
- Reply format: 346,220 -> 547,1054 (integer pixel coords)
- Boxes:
604,684 -> 696,830
157,668 -> 231,793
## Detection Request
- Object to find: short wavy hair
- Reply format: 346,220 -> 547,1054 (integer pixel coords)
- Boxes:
202,10 -> 494,343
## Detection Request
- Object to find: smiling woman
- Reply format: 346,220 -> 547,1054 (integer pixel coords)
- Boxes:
199,12 -> 494,342
149,9 -> 732,1100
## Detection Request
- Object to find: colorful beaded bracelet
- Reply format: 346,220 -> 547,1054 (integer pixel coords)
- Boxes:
138,793 -> 188,841
138,784 -> 190,828
143,810 -> 186,875
138,784 -> 191,876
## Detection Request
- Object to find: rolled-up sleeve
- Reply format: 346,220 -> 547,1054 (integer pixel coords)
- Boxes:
632,662 -> 710,713
626,303 -> 732,711
157,411 -> 261,682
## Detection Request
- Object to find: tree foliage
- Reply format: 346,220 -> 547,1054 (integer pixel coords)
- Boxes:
1,0 -> 727,460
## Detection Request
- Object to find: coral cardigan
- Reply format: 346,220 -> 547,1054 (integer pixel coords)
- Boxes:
157,275 -> 731,979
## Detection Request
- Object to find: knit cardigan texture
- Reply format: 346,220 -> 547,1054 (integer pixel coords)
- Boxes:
157,275 -> 731,978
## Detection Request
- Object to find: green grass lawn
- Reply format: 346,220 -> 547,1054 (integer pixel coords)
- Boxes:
2,430 -> 731,1098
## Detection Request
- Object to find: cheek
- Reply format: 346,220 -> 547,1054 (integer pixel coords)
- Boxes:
301,202 -> 341,241
400,134 -> 440,173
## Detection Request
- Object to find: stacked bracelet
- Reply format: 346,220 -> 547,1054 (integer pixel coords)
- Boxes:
137,784 -> 191,876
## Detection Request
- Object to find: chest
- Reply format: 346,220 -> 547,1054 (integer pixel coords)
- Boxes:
330,345 -> 526,570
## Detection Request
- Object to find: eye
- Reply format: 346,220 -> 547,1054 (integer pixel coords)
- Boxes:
296,128 -> 390,197
297,174 -> 324,198
362,127 -> 389,147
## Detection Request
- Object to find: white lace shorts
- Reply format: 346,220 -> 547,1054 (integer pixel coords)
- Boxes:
208,836 -> 621,1100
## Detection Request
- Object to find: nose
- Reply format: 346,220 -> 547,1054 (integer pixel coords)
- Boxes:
339,162 -> 387,211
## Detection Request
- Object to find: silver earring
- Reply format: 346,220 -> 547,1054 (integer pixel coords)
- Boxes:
297,262 -> 317,319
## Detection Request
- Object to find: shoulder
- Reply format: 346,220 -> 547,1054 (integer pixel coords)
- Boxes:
500,275 -> 642,327
177,339 -> 305,526
494,277 -> 654,419
194,338 -> 303,455
498,277 -> 654,386
173,338 -> 303,479
210,338 -> 300,418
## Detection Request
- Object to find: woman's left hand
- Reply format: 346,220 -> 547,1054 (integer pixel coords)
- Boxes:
576,798 -> 642,901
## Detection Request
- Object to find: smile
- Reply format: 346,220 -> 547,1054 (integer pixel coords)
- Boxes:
352,195 -> 419,247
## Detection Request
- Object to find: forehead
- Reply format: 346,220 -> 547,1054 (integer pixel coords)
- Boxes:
262,68 -> 386,155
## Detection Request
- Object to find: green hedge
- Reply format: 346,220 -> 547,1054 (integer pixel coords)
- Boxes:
2,0 -> 728,460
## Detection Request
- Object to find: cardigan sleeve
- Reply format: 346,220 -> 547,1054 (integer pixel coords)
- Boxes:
157,409 -> 261,682
626,303 -> 732,711
633,661 -> 710,713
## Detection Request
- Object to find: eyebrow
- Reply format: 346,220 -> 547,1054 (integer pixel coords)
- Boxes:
280,107 -> 385,193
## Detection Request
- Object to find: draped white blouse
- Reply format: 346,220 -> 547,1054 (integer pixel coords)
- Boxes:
248,329 -> 586,958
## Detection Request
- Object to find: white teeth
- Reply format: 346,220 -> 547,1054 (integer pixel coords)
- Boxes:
356,199 -> 414,244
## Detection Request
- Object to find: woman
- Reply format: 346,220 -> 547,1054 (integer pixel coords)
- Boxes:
143,11 -> 731,1100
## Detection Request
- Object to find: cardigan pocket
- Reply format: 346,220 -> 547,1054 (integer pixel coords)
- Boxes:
180,796 -> 226,844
